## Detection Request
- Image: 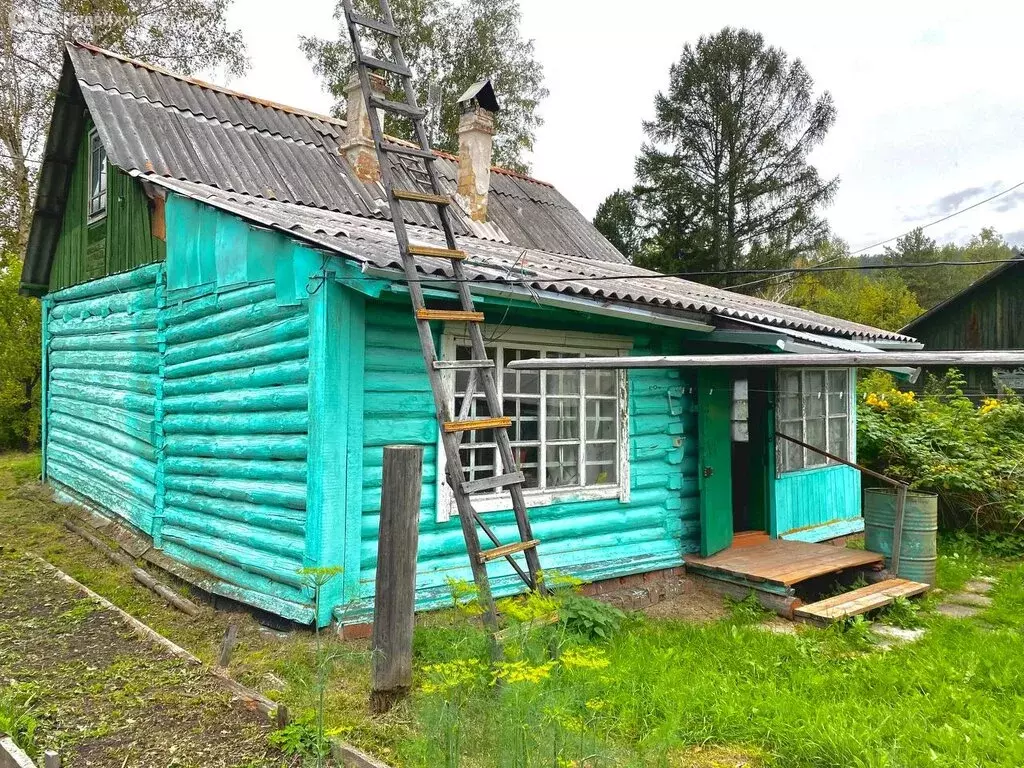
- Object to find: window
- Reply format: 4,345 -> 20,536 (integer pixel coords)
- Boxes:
437,327 -> 630,519
88,129 -> 107,221
777,368 -> 851,472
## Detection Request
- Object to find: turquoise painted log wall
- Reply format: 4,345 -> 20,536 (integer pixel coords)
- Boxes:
346,302 -> 699,620
46,264 -> 164,534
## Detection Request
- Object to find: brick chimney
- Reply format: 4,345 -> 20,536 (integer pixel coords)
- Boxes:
341,65 -> 387,184
456,79 -> 500,222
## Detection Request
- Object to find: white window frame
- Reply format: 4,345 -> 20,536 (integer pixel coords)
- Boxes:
436,324 -> 632,522
87,128 -> 108,223
776,367 -> 856,474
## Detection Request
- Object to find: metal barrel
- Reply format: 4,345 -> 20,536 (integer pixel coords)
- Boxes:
863,487 -> 938,584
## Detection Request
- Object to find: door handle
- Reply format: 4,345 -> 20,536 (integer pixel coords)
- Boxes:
703,466 -> 714,478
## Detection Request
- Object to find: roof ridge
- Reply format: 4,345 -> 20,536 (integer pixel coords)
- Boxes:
71,40 -> 555,188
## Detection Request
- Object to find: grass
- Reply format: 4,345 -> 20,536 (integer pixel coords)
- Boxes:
4,450 -> 1024,767
0,683 -> 41,758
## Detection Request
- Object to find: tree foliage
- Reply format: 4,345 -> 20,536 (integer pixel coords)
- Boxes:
784,239 -> 923,331
858,370 -> 1024,532
301,0 -> 547,173
880,227 -> 1011,310
0,0 -> 247,449
593,189 -> 642,260
626,27 -> 837,287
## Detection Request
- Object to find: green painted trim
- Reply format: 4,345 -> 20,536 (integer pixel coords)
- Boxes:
781,517 -> 864,542
306,278 -> 366,626
331,258 -> 388,298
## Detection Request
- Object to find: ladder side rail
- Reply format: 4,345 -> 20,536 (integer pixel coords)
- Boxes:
376,5 -> 544,589
341,0 -> 501,626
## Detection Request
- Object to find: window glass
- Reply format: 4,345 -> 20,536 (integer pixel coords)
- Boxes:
777,368 -> 851,472
448,337 -> 623,499
88,131 -> 107,220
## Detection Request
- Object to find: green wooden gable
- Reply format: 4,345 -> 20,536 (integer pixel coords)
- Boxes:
48,121 -> 165,292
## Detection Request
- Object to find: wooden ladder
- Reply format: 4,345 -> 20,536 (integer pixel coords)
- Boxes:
340,0 -> 544,632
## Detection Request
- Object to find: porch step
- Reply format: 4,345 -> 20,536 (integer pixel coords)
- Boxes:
794,578 -> 929,623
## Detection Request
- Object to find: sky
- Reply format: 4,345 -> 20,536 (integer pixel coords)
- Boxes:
224,0 -> 1024,252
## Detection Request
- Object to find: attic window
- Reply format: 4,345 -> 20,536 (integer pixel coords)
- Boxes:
88,129 -> 108,222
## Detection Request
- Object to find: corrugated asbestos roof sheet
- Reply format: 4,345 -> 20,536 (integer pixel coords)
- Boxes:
147,176 -> 915,342
24,42 -> 914,343
68,42 -> 625,263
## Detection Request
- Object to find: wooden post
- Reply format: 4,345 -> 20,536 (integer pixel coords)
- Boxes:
370,445 -> 423,714
217,623 -> 238,668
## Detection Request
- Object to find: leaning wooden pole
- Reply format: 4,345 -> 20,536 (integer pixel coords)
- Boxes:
370,445 -> 423,714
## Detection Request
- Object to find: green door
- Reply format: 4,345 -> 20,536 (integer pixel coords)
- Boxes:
698,367 -> 734,556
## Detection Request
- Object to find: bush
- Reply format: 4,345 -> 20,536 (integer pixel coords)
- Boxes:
557,594 -> 624,641
857,370 -> 1024,531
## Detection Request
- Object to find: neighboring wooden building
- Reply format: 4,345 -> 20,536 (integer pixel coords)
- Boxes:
20,43 -> 922,626
901,255 -> 1024,395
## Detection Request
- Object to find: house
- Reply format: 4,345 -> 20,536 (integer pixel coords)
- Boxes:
21,42 -> 922,627
901,254 -> 1024,396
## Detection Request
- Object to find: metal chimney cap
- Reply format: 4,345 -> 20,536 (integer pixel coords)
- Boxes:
457,78 -> 500,114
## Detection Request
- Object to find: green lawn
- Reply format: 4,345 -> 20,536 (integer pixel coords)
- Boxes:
3,451 -> 1024,767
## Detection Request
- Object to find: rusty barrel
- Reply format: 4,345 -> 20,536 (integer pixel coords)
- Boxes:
863,487 -> 938,585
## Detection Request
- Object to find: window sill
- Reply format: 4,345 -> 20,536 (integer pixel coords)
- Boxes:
461,484 -> 625,515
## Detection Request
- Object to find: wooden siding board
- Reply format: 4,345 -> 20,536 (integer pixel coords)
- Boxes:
49,124 -> 163,292
774,464 -> 861,540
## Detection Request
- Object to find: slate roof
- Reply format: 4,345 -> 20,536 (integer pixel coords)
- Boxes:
23,42 -> 916,343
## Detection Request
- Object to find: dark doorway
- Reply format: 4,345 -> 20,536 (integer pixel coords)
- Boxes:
730,370 -> 772,539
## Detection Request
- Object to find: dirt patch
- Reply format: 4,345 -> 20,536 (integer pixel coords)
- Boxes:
0,552 -> 289,767
641,575 -> 733,623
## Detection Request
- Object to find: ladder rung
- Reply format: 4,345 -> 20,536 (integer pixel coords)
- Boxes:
461,471 -> 525,495
350,12 -> 400,36
479,539 -> 540,564
369,96 -> 427,119
416,309 -> 484,322
359,54 -> 412,78
393,189 -> 450,205
442,416 -> 512,433
432,359 -> 494,371
409,244 -> 466,260
381,141 -> 436,161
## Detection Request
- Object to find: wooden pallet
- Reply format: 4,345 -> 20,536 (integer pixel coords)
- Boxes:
794,578 -> 929,623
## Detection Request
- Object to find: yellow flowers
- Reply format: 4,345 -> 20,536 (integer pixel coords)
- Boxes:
419,658 -> 486,694
865,389 -> 916,411
865,392 -> 890,410
980,397 -> 1000,415
498,591 -> 559,623
560,646 -> 611,671
492,660 -> 556,685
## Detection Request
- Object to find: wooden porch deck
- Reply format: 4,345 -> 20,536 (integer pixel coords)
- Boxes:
684,539 -> 884,590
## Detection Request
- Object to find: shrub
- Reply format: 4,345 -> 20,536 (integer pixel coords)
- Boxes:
857,370 -> 1024,531
557,594 -> 624,641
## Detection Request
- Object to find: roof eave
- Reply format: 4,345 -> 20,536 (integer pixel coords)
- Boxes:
20,49 -> 86,297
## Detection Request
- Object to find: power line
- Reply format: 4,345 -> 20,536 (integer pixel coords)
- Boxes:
734,178 -> 1024,290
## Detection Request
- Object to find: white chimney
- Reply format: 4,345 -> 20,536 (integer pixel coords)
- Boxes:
455,79 -> 500,222
341,65 -> 387,183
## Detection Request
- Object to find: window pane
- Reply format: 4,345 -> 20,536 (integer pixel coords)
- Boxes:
805,371 -> 826,419
512,446 -> 539,489
585,369 -> 616,396
546,397 -> 579,440
545,352 -> 580,395
546,444 -> 579,488
828,370 -> 848,416
585,443 -> 617,485
585,398 -> 616,440
779,371 -> 801,420
829,417 -> 848,460
805,418 -> 826,465
783,438 -> 802,472
504,348 -> 540,394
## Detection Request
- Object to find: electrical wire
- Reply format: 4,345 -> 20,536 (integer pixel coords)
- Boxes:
733,178 -> 1024,290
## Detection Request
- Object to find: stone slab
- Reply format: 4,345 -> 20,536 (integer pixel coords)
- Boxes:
948,592 -> 992,608
936,602 -> 981,619
963,580 -> 994,595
